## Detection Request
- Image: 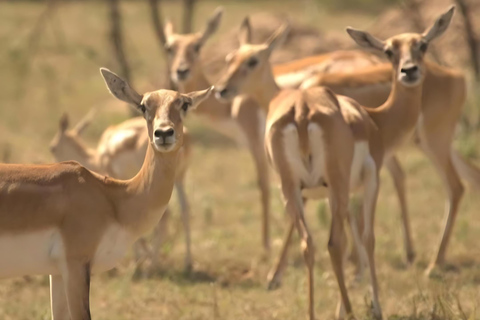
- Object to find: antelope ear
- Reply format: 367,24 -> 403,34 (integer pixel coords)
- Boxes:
184,86 -> 214,111
60,113 -> 69,132
346,27 -> 385,51
266,23 -> 290,54
164,20 -> 174,40
423,5 -> 455,43
238,17 -> 252,45
100,68 -> 144,113
199,7 -> 224,45
72,109 -> 97,136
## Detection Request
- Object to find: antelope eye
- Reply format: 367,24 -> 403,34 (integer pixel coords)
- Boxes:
140,105 -> 146,114
419,42 -> 428,53
181,102 -> 190,112
193,43 -> 201,53
247,57 -> 258,68
384,49 -> 394,59
165,45 -> 174,54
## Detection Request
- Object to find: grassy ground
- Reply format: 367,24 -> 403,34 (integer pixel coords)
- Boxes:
0,1 -> 479,319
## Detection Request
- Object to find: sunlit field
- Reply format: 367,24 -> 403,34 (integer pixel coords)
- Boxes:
0,1 -> 479,319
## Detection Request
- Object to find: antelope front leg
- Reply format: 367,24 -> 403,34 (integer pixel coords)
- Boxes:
385,156 -> 415,264
361,161 -> 382,320
50,274 -> 70,320
236,99 -> 271,254
62,261 -> 92,320
150,207 -> 172,271
418,130 -> 464,275
249,137 -> 271,253
175,181 -> 193,272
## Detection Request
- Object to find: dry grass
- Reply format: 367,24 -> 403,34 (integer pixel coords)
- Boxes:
0,1 -> 479,319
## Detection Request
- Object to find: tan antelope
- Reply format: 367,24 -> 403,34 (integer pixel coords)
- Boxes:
214,7 -> 454,319
299,53 -> 471,275
163,7 -> 389,254
271,27 -> 476,272
163,8 -> 274,252
0,68 -> 211,320
50,111 -> 194,272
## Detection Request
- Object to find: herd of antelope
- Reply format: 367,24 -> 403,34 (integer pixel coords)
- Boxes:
0,4 -> 476,320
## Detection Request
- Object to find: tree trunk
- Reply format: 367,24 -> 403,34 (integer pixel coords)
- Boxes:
182,0 -> 196,34
148,0 -> 176,90
455,0 -> 480,82
107,0 -> 134,115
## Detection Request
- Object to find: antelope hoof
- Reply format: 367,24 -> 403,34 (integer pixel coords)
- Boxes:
425,263 -> 442,278
107,267 -> 119,278
371,302 -> 383,320
132,266 -> 149,280
184,261 -> 193,274
266,272 -> 282,290
353,270 -> 365,284
406,251 -> 416,265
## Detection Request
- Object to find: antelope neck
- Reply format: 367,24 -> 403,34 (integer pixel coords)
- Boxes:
115,142 -> 178,235
251,65 -> 281,111
365,67 -> 424,152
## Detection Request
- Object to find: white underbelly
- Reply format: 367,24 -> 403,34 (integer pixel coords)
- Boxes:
0,228 -> 62,278
0,225 -> 134,278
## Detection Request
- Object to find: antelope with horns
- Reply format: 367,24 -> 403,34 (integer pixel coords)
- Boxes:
50,111 -> 194,273
214,7 -> 454,319
0,67 -> 211,319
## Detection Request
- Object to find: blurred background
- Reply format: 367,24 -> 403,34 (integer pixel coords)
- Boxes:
0,0 -> 479,319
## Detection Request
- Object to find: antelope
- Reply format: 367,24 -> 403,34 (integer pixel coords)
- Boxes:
49,109 -> 194,272
0,68 -> 211,320
163,8 -> 273,252
163,7 -> 391,254
214,7 -> 454,319
271,25 -> 476,273
298,52 -> 470,275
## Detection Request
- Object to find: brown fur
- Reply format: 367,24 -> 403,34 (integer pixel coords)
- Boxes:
164,9 -> 272,251
214,7 -> 454,319
0,69 -> 212,319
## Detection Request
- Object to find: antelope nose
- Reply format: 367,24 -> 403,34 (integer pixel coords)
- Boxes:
154,128 -> 175,140
401,65 -> 419,76
176,68 -> 190,80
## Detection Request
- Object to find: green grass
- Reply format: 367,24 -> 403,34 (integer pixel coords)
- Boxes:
0,1 -> 479,319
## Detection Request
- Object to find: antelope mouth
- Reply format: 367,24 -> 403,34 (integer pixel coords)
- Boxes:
153,140 -> 176,152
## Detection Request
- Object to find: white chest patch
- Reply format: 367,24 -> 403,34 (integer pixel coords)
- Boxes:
92,224 -> 134,273
0,228 -> 63,278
